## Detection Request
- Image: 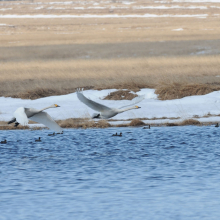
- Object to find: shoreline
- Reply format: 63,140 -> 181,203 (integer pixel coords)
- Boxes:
0,117 -> 219,130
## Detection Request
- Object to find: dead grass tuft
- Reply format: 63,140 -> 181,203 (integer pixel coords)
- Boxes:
129,119 -> 145,126
156,83 -> 220,100
165,123 -> 179,126
96,120 -> 111,128
179,119 -> 201,126
104,90 -> 137,100
115,123 -> 130,127
58,118 -> 111,129
11,88 -> 61,100
97,82 -> 149,93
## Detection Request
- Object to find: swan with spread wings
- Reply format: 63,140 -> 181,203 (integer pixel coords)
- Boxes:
76,89 -> 144,119
8,104 -> 63,133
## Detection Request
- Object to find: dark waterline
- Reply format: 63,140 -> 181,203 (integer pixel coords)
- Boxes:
1,126 -> 220,220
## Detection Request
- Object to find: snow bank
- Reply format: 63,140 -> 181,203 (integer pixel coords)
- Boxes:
1,89 -> 220,124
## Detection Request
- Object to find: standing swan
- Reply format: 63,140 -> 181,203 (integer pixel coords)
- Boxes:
8,104 -> 63,133
76,89 -> 144,119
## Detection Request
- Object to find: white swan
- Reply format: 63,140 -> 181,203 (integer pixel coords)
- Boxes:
8,104 -> 63,133
76,90 -> 144,119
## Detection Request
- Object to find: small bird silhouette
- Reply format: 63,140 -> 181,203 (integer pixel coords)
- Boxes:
48,132 -> 55,136
35,137 -> 41,142
57,132 -> 63,134
0,139 -> 7,144
112,132 -> 122,137
215,123 -> 219,127
143,125 -> 151,129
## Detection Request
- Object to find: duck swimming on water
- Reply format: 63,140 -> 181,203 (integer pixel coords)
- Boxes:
112,132 -> 122,137
48,132 -> 55,136
35,137 -> 41,142
0,139 -> 7,144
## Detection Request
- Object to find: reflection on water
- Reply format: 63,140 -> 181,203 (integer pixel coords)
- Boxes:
1,126 -> 220,219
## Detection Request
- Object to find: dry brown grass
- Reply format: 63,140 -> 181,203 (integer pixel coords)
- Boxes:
104,90 -> 137,100
179,119 -> 201,126
156,83 -> 220,100
129,119 -> 145,126
58,118 -> 111,129
11,88 -> 60,100
165,123 -> 179,126
1,56 -> 220,99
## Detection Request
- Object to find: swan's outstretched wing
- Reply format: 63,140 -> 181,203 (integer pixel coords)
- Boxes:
30,112 -> 63,133
13,107 -> 29,126
77,91 -> 111,112
118,95 -> 145,109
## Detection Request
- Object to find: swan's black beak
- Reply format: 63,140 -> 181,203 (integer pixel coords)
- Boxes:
56,105 -> 60,107
136,106 -> 141,109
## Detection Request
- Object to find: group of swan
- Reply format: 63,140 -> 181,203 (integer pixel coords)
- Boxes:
7,89 -> 144,133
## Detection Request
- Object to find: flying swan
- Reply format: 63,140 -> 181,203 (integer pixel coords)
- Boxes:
76,89 -> 144,119
8,104 -> 63,133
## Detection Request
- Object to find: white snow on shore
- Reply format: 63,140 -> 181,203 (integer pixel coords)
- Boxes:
0,8 -> 12,11
133,6 -> 208,9
1,89 -> 220,125
172,28 -> 184,31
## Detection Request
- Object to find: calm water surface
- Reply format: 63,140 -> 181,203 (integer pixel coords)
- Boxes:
1,126 -> 220,220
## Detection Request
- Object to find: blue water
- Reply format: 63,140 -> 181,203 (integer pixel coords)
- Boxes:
1,126 -> 220,220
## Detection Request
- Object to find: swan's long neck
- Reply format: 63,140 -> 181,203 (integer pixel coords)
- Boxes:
39,105 -> 54,112
117,106 -> 137,113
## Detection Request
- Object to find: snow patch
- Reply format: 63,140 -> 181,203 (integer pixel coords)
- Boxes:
133,5 -> 207,9
1,89 -> 220,124
0,8 -> 12,11
172,28 -> 184,31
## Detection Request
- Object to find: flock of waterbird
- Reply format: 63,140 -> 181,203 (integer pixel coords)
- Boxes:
1,89 -> 145,143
